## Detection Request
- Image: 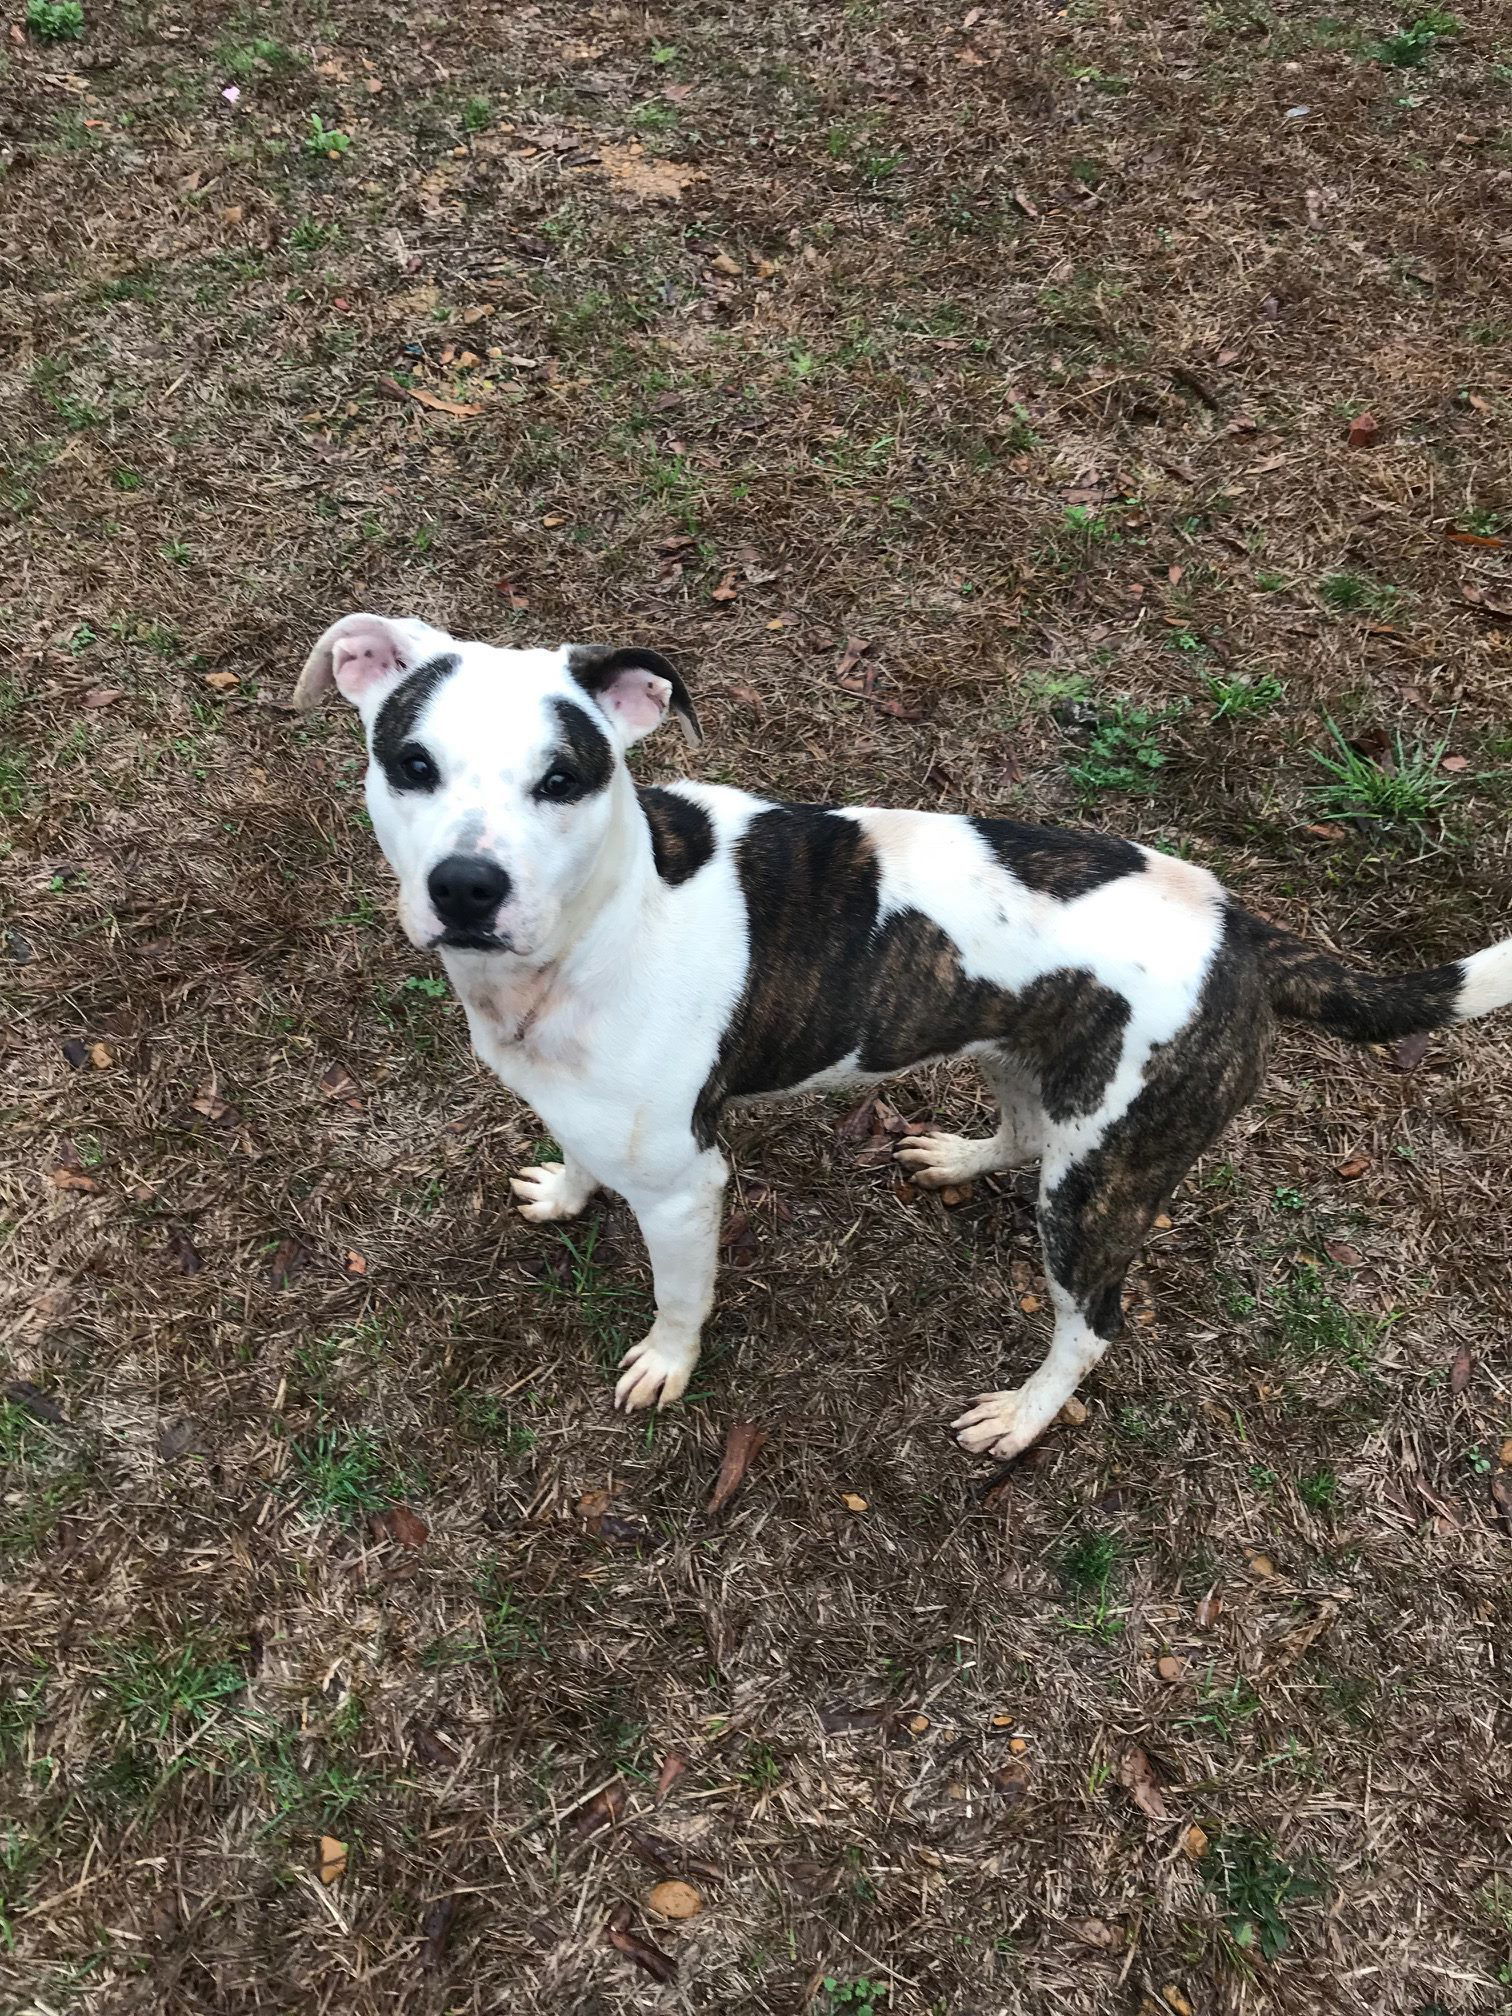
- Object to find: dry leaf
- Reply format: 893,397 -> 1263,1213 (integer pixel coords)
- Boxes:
1449,1343 -> 1473,1396
1183,1823 -> 1209,1861
1067,1917 -> 1124,1950
708,251 -> 740,277
707,1420 -> 767,1515
1335,1151 -> 1371,1180
378,374 -> 484,418
566,1779 -> 625,1840
655,1753 -> 687,1799
343,1249 -> 367,1276
1018,1293 -> 1042,1314
267,1239 -> 305,1289
420,1894 -> 457,1970
166,1227 -> 203,1274
1322,1238 -> 1363,1268
1058,1395 -> 1088,1427
1161,1989 -> 1195,2016
50,1167 -> 98,1193
1118,1746 -> 1169,1820
1248,1552 -> 1277,1578
1195,1587 -> 1223,1628
410,1726 -> 460,1769
840,1491 -> 869,1512
1345,412 -> 1379,448
1445,526 -> 1506,549
5,1381 -> 67,1425
156,1416 -> 200,1463
710,571 -> 740,603
646,1881 -> 702,1920
202,671 -> 239,692
82,686 -> 127,709
370,1503 -> 428,1548
605,1904 -> 677,1982
1498,1436 -> 1512,1468
992,1759 -> 1031,1804
61,1038 -> 89,1069
319,1062 -> 362,1106
318,1836 -> 347,1884
89,1042 -> 113,1069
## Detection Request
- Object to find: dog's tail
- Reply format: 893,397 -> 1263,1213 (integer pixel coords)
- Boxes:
1235,909 -> 1512,1044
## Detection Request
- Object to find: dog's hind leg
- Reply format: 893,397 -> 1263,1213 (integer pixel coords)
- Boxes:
510,1152 -> 599,1224
954,946 -> 1268,1463
895,1053 -> 1045,1190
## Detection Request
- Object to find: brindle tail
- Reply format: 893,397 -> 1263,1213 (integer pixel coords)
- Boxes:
1235,909 -> 1512,1044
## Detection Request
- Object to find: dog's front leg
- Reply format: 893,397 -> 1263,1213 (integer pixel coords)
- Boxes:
613,1147 -> 728,1413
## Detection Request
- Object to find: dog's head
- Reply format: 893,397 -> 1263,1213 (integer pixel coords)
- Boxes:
295,613 -> 699,961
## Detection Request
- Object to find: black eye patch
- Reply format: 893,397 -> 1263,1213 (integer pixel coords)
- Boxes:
397,744 -> 439,791
373,653 -> 460,792
541,697 -> 614,801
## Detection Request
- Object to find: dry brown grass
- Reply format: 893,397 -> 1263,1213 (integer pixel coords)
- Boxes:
3,3 -> 1512,2010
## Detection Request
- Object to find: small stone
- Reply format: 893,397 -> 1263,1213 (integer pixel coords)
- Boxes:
1058,1395 -> 1088,1427
646,1880 -> 701,1920
841,1491 -> 869,1512
1157,1655 -> 1184,1683
1009,1737 -> 1028,1755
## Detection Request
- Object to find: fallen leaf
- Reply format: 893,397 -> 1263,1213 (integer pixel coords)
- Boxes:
1439,753 -> 1470,775
840,1491 -> 869,1512
719,1210 -> 759,1267
1248,1552 -> 1277,1578
156,1416 -> 200,1463
1161,1989 -> 1195,2016
1336,1151 -> 1371,1180
1067,1917 -> 1123,1950
707,1420 -> 766,1515
410,1726 -> 460,1769
1499,1436 -> 1512,1468
992,1759 -> 1031,1804
190,1090 -> 237,1126
646,1880 -> 701,1920
318,1836 -> 347,1884
1345,412 -> 1379,448
1018,1292 -> 1042,1314
5,1381 -> 67,1425
991,1711 -> 1014,1728
909,1713 -> 930,1734
420,1894 -> 458,1970
267,1239 -> 305,1290
202,671 -> 239,693
166,1226 -> 203,1274
605,1904 -> 677,1982
82,686 -> 127,709
939,1183 -> 973,1207
1195,1587 -> 1223,1629
61,1038 -> 89,1069
1449,1343 -> 1473,1396
710,571 -> 740,603
343,1249 -> 367,1276
664,82 -> 694,102
708,251 -> 740,277
50,1167 -> 98,1193
1010,186 -> 1039,219
835,635 -> 871,680
319,1062 -> 362,1106
1305,821 -> 1347,841
1009,1736 -> 1029,1756
1445,527 -> 1506,549
566,1779 -> 625,1840
1322,1238 -> 1363,1268
1492,1471 -> 1512,1532
378,374 -> 484,418
818,1703 -> 890,1734
1157,1655 -> 1184,1683
89,1042 -> 113,1069
655,1753 -> 687,1799
370,1503 -> 428,1548
1118,1746 -> 1169,1820
1393,1031 -> 1431,1072
1462,583 -> 1512,620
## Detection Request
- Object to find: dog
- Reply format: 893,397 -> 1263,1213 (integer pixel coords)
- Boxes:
294,613 -> 1512,1462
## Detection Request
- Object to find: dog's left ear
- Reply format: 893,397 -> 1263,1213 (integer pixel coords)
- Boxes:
568,646 -> 702,750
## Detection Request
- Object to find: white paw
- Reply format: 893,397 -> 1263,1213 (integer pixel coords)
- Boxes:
510,1163 -> 591,1224
894,1130 -> 992,1188
952,1386 -> 1060,1463
614,1327 -> 697,1413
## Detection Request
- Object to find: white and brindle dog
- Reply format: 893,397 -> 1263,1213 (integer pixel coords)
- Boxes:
295,613 -> 1512,1464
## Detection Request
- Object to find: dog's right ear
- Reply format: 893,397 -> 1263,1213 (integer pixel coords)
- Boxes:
293,613 -> 454,712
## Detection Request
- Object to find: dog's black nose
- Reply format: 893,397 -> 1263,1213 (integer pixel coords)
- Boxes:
428,854 -> 511,931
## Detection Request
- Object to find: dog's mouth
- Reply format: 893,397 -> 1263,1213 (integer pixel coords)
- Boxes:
434,929 -> 512,953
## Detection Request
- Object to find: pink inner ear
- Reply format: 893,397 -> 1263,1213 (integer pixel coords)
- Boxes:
600,667 -> 670,738
331,618 -> 409,700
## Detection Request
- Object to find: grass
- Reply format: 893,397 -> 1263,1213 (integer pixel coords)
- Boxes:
4,3 -> 1510,2008
820,1980 -> 890,2015
26,0 -> 84,41
1312,719 -> 1453,826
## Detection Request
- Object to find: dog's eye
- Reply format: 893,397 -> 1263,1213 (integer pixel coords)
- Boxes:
537,768 -> 580,802
399,747 -> 438,788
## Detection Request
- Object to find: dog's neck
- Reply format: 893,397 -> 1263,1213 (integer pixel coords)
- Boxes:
442,767 -> 655,1054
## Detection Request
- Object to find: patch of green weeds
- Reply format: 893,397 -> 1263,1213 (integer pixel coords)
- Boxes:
0,1675 -> 46,1768
1206,671 -> 1285,721
739,1742 -> 783,1793
628,98 -> 680,133
1207,1832 -> 1322,1959
1318,570 -> 1400,619
100,1637 -> 245,1739
1067,700 -> 1175,796
0,1826 -> 42,1950
32,357 -> 104,430
820,1979 -> 889,2016
1312,719 -> 1453,826
27,0 -> 84,41
305,114 -> 352,159
421,1568 -> 540,1670
1370,9 -> 1458,66
1178,1671 -> 1263,1740
462,93 -> 492,132
1298,1467 -> 1338,1510
287,1429 -> 418,1520
219,34 -> 299,74
0,754 -> 31,818
1269,1265 -> 1375,1369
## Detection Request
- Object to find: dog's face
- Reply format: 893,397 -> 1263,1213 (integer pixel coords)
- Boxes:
295,614 -> 699,961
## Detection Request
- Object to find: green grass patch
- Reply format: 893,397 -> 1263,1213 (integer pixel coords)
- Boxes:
100,1637 -> 245,1739
1318,570 -> 1400,619
1370,9 -> 1459,66
1268,1265 -> 1376,1371
1312,719 -> 1453,827
287,1428 -> 417,1520
1206,671 -> 1285,721
27,0 -> 84,41
1067,700 -> 1175,795
1206,1832 -> 1323,1959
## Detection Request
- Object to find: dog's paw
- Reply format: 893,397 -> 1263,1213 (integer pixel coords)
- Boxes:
510,1162 -> 593,1224
952,1387 -> 1059,1463
894,1130 -> 993,1188
615,1327 -> 697,1413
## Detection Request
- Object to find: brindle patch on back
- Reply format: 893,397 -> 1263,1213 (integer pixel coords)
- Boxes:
693,805 -> 1132,1147
638,788 -> 715,886
970,818 -> 1144,900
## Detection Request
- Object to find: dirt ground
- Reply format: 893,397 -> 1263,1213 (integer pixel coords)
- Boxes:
3,3 -> 1512,2011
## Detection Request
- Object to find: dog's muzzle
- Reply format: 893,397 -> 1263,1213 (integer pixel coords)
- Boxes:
428,854 -> 511,949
